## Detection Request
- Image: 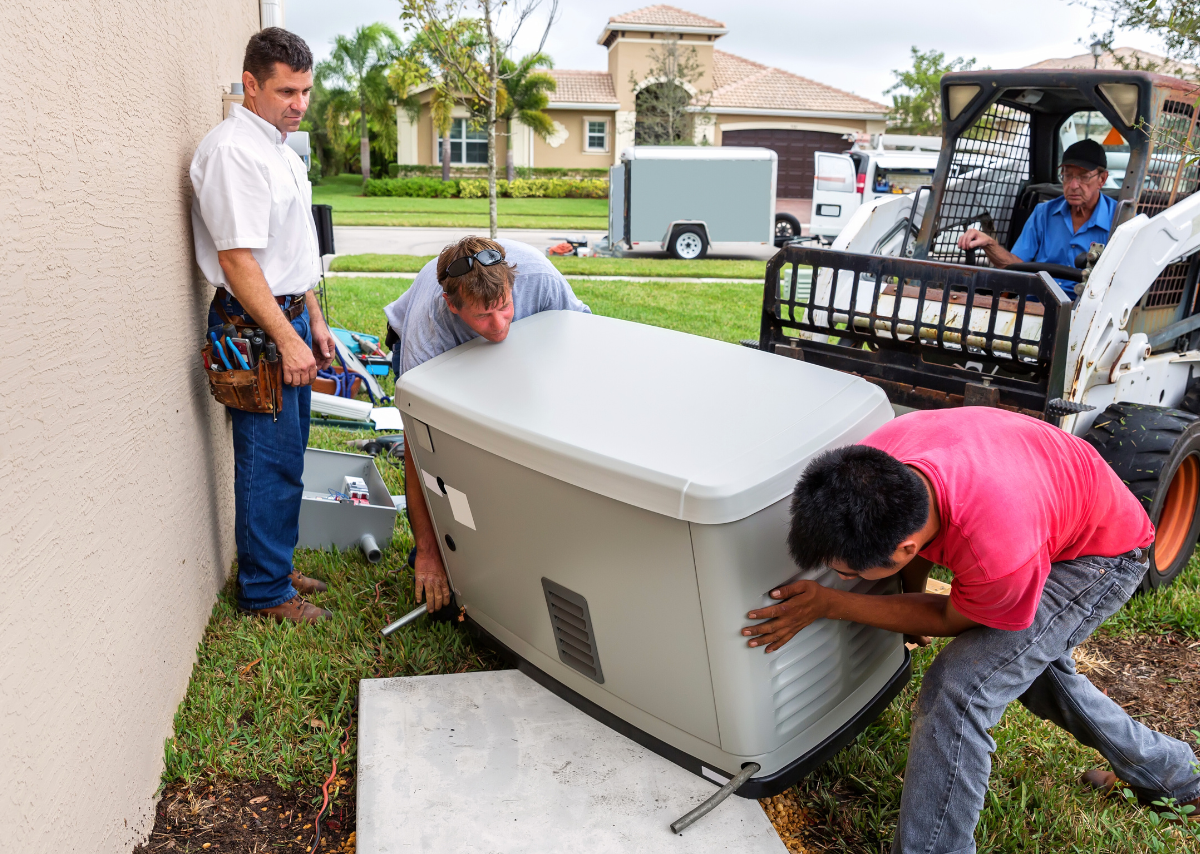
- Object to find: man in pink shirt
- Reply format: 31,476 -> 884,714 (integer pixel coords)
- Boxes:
743,407 -> 1199,852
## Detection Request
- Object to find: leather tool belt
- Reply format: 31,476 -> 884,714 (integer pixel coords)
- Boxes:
200,291 -> 300,416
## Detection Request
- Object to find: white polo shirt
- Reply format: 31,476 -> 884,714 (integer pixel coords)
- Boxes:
190,103 -> 320,296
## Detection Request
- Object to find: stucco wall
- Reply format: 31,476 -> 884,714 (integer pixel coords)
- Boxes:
0,1 -> 258,851
607,34 -> 716,111
533,109 -> 619,168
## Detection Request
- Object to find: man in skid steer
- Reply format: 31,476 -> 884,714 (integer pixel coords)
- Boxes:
956,138 -> 1114,299
742,406 -> 1199,853
383,237 -> 590,612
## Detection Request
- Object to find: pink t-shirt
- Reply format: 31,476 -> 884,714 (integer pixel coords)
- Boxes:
862,408 -> 1153,630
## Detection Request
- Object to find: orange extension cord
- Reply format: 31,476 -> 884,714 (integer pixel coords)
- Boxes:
309,717 -> 353,854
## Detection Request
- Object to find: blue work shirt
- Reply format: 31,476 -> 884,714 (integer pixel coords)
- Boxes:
1011,193 -> 1116,298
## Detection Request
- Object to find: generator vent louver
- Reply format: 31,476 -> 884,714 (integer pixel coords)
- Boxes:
542,578 -> 604,684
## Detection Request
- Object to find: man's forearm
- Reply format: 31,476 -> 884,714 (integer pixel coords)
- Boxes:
218,248 -> 305,346
982,243 -> 1021,269
305,289 -> 327,330
404,438 -> 440,551
824,589 -> 966,638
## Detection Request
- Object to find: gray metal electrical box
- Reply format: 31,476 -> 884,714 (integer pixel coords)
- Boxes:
297,448 -> 396,552
396,311 -> 909,796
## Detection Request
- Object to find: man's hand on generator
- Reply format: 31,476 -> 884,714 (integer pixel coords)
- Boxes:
742,579 -> 829,653
414,551 -> 451,612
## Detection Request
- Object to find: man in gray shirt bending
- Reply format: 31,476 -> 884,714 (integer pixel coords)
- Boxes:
383,237 -> 590,609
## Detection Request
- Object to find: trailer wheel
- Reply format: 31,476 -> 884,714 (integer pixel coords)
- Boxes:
669,227 -> 708,260
1084,402 -> 1200,590
774,213 -> 801,245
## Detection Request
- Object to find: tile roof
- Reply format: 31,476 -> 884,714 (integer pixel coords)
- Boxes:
607,5 -> 725,30
706,50 -> 888,115
1025,47 -> 1198,78
547,70 -> 618,104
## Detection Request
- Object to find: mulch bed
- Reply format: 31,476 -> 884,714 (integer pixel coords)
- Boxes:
133,778 -> 355,854
1076,632 -> 1200,749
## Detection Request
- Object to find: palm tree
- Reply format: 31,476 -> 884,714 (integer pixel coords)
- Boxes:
497,52 -> 557,181
317,23 -> 403,187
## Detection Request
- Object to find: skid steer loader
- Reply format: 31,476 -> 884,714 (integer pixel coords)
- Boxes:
755,68 -> 1200,590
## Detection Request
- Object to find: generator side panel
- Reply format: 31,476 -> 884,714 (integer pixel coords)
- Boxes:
690,497 -> 905,765
628,159 -> 774,244
406,420 -> 722,748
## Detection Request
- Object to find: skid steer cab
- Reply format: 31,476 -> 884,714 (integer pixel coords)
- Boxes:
755,68 -> 1200,590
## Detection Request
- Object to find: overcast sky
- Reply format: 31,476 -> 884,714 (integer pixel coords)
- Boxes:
285,0 -> 1168,104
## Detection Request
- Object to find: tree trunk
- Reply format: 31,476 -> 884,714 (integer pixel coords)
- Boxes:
360,97 -> 370,187
442,133 -> 451,182
506,118 -> 515,182
484,8 -> 499,239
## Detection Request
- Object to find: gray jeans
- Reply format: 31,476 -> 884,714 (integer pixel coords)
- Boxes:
893,552 -> 1200,854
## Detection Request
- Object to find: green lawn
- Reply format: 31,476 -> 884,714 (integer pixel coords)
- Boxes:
331,253 -> 769,280
162,274 -> 1200,851
313,174 -> 607,229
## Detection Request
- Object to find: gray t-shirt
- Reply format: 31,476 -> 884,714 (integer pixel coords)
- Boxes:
384,239 -> 591,376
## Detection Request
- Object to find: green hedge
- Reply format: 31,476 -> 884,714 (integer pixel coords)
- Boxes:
387,163 -> 609,180
364,177 -> 460,198
366,177 -> 607,199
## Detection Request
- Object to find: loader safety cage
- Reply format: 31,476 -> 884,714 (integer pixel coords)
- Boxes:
758,245 -> 1072,418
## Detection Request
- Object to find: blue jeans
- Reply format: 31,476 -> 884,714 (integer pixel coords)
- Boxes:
894,552 -> 1200,854
208,293 -> 311,610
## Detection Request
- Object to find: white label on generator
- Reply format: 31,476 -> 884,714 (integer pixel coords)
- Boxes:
422,470 -> 442,495
413,418 -> 434,452
445,486 -> 476,530
701,767 -> 730,785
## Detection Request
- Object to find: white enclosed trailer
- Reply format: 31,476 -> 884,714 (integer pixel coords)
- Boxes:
609,146 -> 777,259
397,310 -> 910,796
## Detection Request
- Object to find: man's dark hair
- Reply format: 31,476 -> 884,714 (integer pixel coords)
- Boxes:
787,445 -> 929,572
244,28 -> 313,84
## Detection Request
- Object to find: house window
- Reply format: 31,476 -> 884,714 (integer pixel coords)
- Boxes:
437,118 -> 488,165
585,119 -> 609,152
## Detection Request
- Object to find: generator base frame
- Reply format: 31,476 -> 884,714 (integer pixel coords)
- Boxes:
468,617 -> 913,799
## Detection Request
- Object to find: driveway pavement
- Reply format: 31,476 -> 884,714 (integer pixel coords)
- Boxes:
333,226 -> 606,257
332,226 -> 776,260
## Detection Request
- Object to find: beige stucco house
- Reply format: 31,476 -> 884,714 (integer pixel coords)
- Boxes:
396,4 -> 888,198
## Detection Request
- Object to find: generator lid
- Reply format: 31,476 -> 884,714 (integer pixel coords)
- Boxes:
397,312 -> 891,525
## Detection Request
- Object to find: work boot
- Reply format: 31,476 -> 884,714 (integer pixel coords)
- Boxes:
1081,769 -> 1120,796
1082,769 -> 1200,818
246,595 -> 331,624
289,569 -> 328,595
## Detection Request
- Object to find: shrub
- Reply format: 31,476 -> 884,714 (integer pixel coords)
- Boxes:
364,177 -> 459,198
508,178 -> 608,199
458,179 -> 509,198
388,163 -> 401,178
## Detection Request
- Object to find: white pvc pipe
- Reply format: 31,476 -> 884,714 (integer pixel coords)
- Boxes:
260,0 -> 283,28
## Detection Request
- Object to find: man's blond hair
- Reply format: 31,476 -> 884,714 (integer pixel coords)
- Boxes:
436,236 -> 517,309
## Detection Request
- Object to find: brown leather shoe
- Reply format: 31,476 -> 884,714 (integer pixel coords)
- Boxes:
246,595 -> 331,624
290,569 -> 328,595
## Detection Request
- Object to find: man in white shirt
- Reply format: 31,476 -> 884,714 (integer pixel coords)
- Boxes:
190,28 -> 337,623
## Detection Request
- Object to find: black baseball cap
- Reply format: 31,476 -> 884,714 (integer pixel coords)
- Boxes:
1061,138 -> 1107,171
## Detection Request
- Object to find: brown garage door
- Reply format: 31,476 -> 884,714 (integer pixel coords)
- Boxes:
721,129 -> 847,198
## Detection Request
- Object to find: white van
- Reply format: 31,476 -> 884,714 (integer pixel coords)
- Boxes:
809,140 -> 940,239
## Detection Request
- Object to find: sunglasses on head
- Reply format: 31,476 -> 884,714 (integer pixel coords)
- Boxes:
445,247 -> 505,278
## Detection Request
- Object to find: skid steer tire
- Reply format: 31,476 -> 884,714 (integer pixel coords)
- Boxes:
1084,402 -> 1200,591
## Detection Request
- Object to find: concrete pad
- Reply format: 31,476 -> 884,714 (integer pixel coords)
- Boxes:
357,669 -> 786,853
